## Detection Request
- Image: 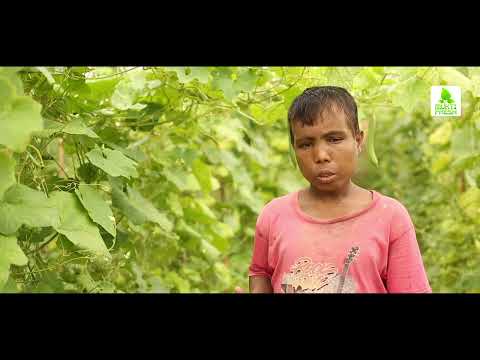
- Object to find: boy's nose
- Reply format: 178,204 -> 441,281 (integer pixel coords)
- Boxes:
313,145 -> 331,163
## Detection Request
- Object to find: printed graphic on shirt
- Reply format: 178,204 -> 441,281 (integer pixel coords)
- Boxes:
280,246 -> 360,293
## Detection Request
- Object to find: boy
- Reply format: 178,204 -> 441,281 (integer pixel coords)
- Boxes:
247,86 -> 431,293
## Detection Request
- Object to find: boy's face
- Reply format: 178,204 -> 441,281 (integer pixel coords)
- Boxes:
292,106 -> 364,194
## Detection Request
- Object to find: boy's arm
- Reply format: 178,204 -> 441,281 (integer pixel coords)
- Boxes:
249,276 -> 273,293
387,205 -> 432,293
248,206 -> 274,292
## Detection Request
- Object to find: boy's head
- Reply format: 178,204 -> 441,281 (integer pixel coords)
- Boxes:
287,86 -> 364,193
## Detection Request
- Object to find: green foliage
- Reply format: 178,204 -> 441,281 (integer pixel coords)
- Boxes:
0,184 -> 59,234
0,96 -> 43,152
86,147 -> 138,179
110,177 -> 173,232
49,191 -> 110,257
0,234 -> 28,289
75,184 -> 116,237
0,150 -> 16,197
62,118 -> 99,138
1,65 -> 479,293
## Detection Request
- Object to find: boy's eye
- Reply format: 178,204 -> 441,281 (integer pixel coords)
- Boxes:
328,137 -> 343,143
299,143 -> 312,149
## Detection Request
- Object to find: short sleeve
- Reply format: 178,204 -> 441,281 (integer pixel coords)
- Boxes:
248,206 -> 273,278
386,203 -> 432,293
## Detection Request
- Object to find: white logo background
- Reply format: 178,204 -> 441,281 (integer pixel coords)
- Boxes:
431,86 -> 461,117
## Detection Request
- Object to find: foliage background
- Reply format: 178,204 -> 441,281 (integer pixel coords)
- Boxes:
1,66 -> 479,293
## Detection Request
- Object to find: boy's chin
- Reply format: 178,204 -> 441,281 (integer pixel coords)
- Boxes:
309,182 -> 337,192
309,178 -> 350,193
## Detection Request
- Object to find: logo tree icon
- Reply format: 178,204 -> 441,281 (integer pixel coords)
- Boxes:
440,88 -> 455,104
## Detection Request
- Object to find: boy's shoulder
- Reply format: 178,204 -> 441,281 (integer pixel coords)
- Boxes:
375,191 -> 411,216
258,191 -> 297,218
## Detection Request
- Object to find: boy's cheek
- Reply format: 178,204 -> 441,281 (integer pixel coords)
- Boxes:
297,163 -> 313,180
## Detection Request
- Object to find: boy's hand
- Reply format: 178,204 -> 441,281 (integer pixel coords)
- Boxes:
234,286 -> 245,293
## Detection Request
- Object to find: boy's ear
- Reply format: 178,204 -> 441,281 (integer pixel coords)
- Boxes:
356,130 -> 365,152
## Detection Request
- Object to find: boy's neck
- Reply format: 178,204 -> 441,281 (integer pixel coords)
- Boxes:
298,183 -> 373,221
306,181 -> 363,204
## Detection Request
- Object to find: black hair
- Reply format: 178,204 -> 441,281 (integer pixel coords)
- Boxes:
287,86 -> 360,145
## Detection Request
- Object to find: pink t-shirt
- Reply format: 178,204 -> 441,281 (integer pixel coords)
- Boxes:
248,190 -> 432,293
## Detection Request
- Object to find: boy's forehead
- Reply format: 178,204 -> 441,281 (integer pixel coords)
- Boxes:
292,108 -> 350,134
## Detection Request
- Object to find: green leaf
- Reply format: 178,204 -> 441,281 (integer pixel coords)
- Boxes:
236,108 -> 262,125
171,67 -> 211,84
201,239 -> 221,260
49,191 -> 110,257
189,67 -> 211,84
451,154 -> 480,172
0,70 -> 24,104
86,147 -> 138,179
166,192 -> 183,217
85,77 -> 121,102
164,271 -> 191,293
32,119 -> 64,138
353,68 -> 383,90
172,67 -> 210,84
18,226 -> 56,244
1,275 -> 19,293
129,70 -> 146,91
111,79 -> 136,110
212,76 -> 237,102
75,267 -> 97,292
458,187 -> 480,222
429,121 -> 453,145
162,168 -> 201,192
176,219 -> 202,240
209,222 -> 233,252
219,151 -> 255,189
278,170 -> 307,193
451,127 -> 475,158
233,68 -> 257,93
62,118 -> 99,138
0,234 -> 28,288
0,150 -> 16,199
103,141 -> 146,162
214,261 -> 232,286
0,184 -> 59,235
238,186 -> 264,213
391,77 -> 429,113
192,159 -> 212,193
271,136 -> 290,152
249,104 -> 265,124
0,75 -> 17,104
0,96 -> 43,152
431,152 -> 453,174
367,115 -> 379,167
249,103 -> 286,125
438,68 -> 473,91
282,86 -> 302,109
183,198 -> 217,225
75,184 -> 116,238
166,66 -> 210,84
110,178 -> 173,232
36,67 -> 56,85
169,67 -> 190,83
255,69 -> 274,87
223,210 -> 240,234
288,137 -> 298,169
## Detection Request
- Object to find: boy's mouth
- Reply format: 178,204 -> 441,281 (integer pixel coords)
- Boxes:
315,171 -> 336,184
